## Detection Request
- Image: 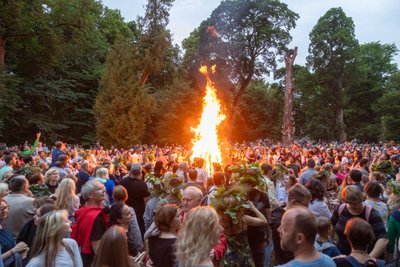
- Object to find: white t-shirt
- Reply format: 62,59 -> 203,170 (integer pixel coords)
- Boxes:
27,238 -> 83,267
195,167 -> 208,186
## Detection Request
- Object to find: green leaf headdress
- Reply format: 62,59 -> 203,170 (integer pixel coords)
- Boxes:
164,173 -> 183,201
211,184 -> 250,225
271,163 -> 289,182
145,172 -> 166,198
387,180 -> 400,195
371,160 -> 395,175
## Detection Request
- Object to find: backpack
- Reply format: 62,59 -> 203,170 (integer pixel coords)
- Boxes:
338,203 -> 373,221
345,256 -> 384,267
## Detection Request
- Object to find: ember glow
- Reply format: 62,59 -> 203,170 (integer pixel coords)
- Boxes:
191,65 -> 226,174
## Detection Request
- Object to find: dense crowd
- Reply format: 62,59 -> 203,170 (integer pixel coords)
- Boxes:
0,132 -> 400,267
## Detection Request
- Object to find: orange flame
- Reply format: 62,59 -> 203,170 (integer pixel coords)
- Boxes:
191,65 -> 225,174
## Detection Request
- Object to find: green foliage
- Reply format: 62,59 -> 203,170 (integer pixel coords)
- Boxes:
1,0 -> 133,145
345,42 -> 398,141
307,7 -> 358,141
374,71 -> 400,141
1,1 -> 399,145
148,77 -> 203,144
211,184 -> 250,225
231,80 -> 283,141
145,172 -> 167,198
182,0 -> 298,136
94,39 -> 156,147
370,160 -> 395,175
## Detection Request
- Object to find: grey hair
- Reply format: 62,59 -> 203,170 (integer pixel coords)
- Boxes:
81,179 -> 103,201
96,167 -> 109,179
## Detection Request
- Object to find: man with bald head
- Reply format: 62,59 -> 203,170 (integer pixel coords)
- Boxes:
276,207 -> 335,267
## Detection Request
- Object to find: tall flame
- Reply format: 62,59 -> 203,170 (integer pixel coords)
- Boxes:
191,65 -> 226,174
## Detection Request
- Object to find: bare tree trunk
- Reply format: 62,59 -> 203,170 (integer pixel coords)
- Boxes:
282,47 -> 297,146
337,70 -> 346,142
0,36 -> 6,66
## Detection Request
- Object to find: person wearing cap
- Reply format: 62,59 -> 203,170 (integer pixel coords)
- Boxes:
120,163 -> 150,238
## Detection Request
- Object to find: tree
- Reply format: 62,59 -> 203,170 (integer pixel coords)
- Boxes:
232,80 -> 284,141
182,0 -> 298,138
137,0 -> 176,87
282,47 -> 297,146
0,0 -> 133,144
94,39 -> 156,147
345,42 -> 398,141
307,7 -> 358,142
374,71 -> 400,142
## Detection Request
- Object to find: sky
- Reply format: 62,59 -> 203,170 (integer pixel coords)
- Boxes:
102,0 -> 400,69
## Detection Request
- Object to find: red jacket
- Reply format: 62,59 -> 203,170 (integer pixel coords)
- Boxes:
71,206 -> 108,254
213,231 -> 227,267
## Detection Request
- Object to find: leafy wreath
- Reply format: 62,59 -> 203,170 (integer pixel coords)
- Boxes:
211,184 -> 250,225
371,160 -> 395,175
387,180 -> 400,195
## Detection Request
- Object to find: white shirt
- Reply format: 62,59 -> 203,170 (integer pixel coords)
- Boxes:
27,238 -> 83,267
196,167 -> 208,187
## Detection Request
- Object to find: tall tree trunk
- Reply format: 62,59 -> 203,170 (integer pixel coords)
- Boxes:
337,107 -> 346,142
0,36 -> 6,66
337,70 -> 346,142
282,47 -> 297,146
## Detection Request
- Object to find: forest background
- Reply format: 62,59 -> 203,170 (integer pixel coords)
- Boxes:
0,0 -> 399,147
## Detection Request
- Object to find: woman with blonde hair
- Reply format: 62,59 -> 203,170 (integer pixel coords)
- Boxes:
54,178 -> 80,221
44,168 -> 60,194
92,225 -> 138,267
95,167 -> 115,204
27,210 -> 82,267
176,206 -> 222,267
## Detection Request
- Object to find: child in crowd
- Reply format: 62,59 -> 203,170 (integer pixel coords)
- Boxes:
314,217 -> 340,257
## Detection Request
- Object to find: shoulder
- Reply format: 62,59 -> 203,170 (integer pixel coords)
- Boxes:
319,253 -> 336,265
63,238 -> 78,247
26,254 -> 45,267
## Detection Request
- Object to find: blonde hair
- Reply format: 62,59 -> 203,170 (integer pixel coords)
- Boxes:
54,178 -> 76,212
44,168 -> 59,183
31,210 -> 74,267
176,206 -> 220,266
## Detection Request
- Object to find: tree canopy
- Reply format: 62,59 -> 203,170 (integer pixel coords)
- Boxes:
1,1 -> 399,145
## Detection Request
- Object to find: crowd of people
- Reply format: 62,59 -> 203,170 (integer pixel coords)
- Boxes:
0,133 -> 400,267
